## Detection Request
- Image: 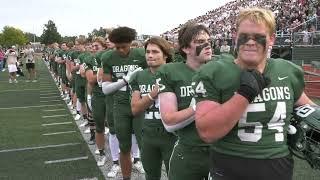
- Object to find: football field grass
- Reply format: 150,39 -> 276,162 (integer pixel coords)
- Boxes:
0,58 -> 104,179
0,57 -> 319,179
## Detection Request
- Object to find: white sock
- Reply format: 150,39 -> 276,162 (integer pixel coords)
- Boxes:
76,98 -> 81,112
109,134 -> 120,161
131,134 -> 140,158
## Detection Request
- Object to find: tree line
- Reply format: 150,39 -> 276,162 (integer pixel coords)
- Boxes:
0,20 -> 109,47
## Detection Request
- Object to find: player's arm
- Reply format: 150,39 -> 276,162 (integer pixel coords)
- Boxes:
101,66 -> 142,95
195,69 -> 270,143
84,60 -> 96,86
295,92 -> 317,106
131,86 -> 158,116
196,95 -> 249,143
159,92 -> 195,132
85,69 -> 96,85
99,56 -> 124,95
79,64 -> 86,78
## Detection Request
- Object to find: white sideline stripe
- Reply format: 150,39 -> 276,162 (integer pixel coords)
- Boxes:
42,114 -> 68,118
40,96 -> 60,99
40,92 -> 58,96
43,109 -> 65,112
43,131 -> 76,136
0,142 -> 81,153
44,156 -> 88,164
40,100 -> 61,103
0,89 -> 39,93
40,85 -> 54,87
0,104 -> 63,110
40,90 -> 58,92
42,122 -> 72,126
40,87 -> 55,89
39,89 -> 55,91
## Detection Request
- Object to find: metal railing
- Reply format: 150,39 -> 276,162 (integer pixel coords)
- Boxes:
293,31 -> 320,46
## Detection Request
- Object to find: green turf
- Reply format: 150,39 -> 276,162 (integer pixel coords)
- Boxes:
0,59 -> 104,179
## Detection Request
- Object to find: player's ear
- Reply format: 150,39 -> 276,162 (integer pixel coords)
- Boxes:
268,33 -> 275,47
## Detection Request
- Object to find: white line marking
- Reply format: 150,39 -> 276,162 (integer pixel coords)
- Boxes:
0,143 -> 80,153
40,100 -> 61,103
40,86 -> 56,90
43,109 -> 65,112
0,104 -> 63,110
0,89 -> 39,93
40,92 -> 58,96
44,156 -> 88,164
42,122 -> 72,126
40,96 -> 60,99
43,131 -> 76,136
39,89 -> 56,91
40,90 -> 58,93
42,114 -> 68,118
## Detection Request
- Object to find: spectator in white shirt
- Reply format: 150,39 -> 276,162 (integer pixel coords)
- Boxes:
220,40 -> 230,54
24,42 -> 36,82
5,46 -> 18,83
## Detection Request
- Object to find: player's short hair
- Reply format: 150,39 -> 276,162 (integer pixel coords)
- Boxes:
75,36 -> 87,45
236,7 -> 275,35
108,27 -> 137,44
67,42 -> 74,48
93,36 -> 107,48
144,36 -> 173,63
178,23 -> 210,58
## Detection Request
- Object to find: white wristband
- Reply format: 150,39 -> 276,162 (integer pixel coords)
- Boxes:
147,93 -> 154,101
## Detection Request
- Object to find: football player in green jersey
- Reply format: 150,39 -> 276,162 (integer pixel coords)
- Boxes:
97,37 -> 123,177
65,42 -> 75,108
193,8 -> 316,180
155,23 -> 212,180
56,42 -> 70,99
101,27 -> 147,180
83,37 -> 107,152
130,37 -> 176,180
73,37 -> 89,122
52,43 -> 60,83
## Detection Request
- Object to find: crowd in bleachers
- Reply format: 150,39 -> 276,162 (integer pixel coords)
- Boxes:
163,0 -> 320,46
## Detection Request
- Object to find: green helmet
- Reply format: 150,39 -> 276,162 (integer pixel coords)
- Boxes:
288,104 -> 320,169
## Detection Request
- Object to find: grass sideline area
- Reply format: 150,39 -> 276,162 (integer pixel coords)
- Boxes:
0,56 -> 319,179
0,57 -> 104,179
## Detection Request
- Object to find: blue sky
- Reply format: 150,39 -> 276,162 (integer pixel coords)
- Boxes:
0,0 -> 233,36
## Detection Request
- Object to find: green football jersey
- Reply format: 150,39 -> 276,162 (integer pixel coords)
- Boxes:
172,51 -> 185,63
58,50 -> 68,71
70,51 -> 81,62
75,52 -> 90,85
155,62 -> 209,147
101,48 -> 147,104
66,50 -> 74,61
130,69 -> 164,127
192,58 -> 304,159
84,51 -> 108,96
